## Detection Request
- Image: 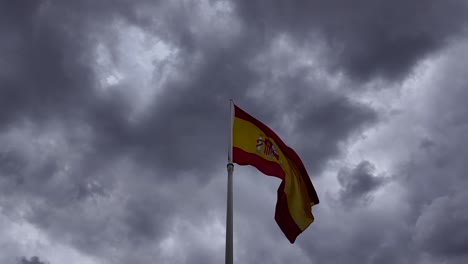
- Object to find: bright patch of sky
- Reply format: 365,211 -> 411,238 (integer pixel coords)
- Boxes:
0,213 -> 99,264
93,20 -> 178,120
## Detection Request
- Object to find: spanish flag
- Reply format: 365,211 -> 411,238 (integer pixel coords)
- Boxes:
231,103 -> 319,243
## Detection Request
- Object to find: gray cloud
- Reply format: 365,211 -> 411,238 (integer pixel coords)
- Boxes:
285,41 -> 468,264
414,193 -> 468,258
233,0 -> 468,82
395,47 -> 468,262
295,94 -> 378,173
1,1 -> 468,264
0,0 -> 379,184
337,160 -> 388,206
20,256 -> 47,264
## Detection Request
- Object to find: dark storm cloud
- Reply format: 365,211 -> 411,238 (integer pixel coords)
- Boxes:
0,0 -> 379,183
337,160 -> 388,206
286,46 -> 468,263
0,0 -> 182,260
20,256 -> 47,264
414,193 -> 468,258
396,54 -> 468,262
299,213 -> 413,264
0,0 -> 157,129
295,93 -> 378,173
233,0 -> 468,82
0,1 -> 258,260
91,39 -> 263,179
293,44 -> 468,264
0,0 -> 253,180
2,0 -> 467,264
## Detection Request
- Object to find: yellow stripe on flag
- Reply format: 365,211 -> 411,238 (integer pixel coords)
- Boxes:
284,158 -> 315,230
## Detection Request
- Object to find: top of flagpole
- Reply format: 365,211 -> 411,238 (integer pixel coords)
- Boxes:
228,99 -> 234,164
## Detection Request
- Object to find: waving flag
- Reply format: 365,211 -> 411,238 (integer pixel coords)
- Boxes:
231,103 -> 319,243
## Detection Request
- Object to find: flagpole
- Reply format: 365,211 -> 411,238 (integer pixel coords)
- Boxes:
226,99 -> 234,264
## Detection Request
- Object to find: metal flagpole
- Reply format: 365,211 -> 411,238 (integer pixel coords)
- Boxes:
226,99 -> 234,264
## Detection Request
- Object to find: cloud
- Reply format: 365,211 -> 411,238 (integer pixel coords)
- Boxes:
295,94 -> 378,173
414,193 -> 468,258
395,42 -> 468,262
337,160 -> 388,206
233,0 -> 468,82
20,256 -> 47,264
1,1 -> 468,264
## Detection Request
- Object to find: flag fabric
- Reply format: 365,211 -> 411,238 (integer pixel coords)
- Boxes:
232,103 -> 319,243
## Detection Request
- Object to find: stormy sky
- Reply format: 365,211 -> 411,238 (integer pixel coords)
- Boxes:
1,0 -> 468,263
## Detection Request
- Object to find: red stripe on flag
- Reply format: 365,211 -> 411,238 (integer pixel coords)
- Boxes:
275,181 -> 303,243
233,147 -> 285,180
